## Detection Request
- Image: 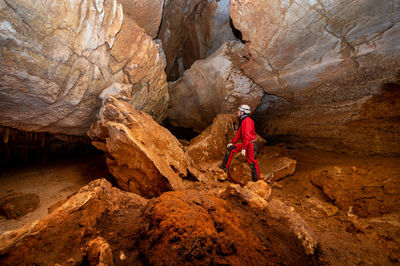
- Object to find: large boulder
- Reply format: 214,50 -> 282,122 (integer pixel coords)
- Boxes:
168,41 -> 264,131
218,182 -> 318,256
88,96 -> 187,198
0,179 -> 317,265
231,0 -> 400,154
310,166 -> 400,218
0,192 -> 39,219
226,154 -> 297,185
185,114 -> 237,165
0,179 -> 148,265
260,156 -> 297,183
118,0 -> 163,38
157,0 -> 237,80
185,114 -> 266,164
0,0 -> 168,136
139,189 -> 317,264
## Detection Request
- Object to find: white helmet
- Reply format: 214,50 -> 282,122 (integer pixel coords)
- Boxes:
238,104 -> 251,114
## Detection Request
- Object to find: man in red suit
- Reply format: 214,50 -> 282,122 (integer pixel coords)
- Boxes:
219,104 -> 260,182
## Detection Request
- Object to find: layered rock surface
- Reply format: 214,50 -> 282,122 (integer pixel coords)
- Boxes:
0,0 -> 168,136
118,0 -> 163,38
88,96 -> 187,198
0,179 -> 148,265
0,179 -> 318,265
168,41 -> 264,131
231,0 -> 400,154
184,114 -> 298,185
157,0 -> 237,80
310,165 -> 400,218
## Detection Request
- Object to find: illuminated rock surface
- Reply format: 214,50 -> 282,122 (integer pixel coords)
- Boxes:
88,96 -> 187,197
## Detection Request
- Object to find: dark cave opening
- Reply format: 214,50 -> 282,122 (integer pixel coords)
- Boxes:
229,17 -> 243,42
163,120 -> 199,141
0,127 -> 103,170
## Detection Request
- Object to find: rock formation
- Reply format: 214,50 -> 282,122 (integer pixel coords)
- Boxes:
0,0 -> 168,136
231,0 -> 400,154
310,166 -> 400,218
0,192 -> 39,219
168,41 -> 264,131
218,181 -> 318,256
88,96 -> 187,198
0,179 -> 148,265
109,16 -> 169,123
157,0 -> 237,80
0,179 -> 318,265
118,0 -> 163,38
185,114 -> 237,165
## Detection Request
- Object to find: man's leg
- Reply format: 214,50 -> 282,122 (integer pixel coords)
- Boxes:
219,145 -> 241,170
246,142 -> 260,181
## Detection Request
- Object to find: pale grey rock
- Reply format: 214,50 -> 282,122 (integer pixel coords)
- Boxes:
231,0 -> 400,154
0,0 -> 168,136
168,41 -> 264,131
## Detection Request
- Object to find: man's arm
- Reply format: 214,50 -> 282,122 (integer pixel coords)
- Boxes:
231,125 -> 241,144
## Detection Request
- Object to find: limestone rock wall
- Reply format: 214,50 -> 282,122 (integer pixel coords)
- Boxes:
118,0 -> 163,38
0,0 -> 168,136
88,96 -> 187,198
157,0 -> 236,80
168,41 -> 264,131
231,0 -> 400,154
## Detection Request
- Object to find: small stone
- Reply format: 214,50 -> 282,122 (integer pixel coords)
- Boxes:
0,193 -> 40,219
119,251 -> 127,261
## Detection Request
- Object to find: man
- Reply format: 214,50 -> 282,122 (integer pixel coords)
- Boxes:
219,104 -> 260,182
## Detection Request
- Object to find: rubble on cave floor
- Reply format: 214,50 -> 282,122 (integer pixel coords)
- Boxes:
272,147 -> 400,265
1,109 -> 399,265
0,178 -> 317,265
0,144 -> 399,265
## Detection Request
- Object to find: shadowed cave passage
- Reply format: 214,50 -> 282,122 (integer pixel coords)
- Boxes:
0,127 -> 102,169
163,119 -> 200,141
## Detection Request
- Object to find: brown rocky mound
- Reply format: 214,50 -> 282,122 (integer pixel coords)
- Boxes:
0,179 -> 148,265
0,179 -> 318,265
138,189 -> 316,265
310,165 -> 400,218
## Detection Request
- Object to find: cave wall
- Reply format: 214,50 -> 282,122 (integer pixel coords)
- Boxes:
230,0 -> 400,154
0,0 -> 168,136
157,0 -> 237,81
168,41 -> 264,132
118,0 -> 163,38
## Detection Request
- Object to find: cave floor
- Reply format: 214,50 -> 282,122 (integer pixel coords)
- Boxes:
0,148 -> 399,264
270,147 -> 400,265
0,155 -> 109,232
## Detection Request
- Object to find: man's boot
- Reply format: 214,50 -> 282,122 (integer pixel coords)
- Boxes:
218,145 -> 236,172
218,151 -> 230,172
249,163 -> 259,182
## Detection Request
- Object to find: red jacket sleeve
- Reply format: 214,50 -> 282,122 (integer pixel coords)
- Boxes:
232,126 -> 241,144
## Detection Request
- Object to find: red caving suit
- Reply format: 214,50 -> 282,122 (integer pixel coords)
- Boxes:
226,115 -> 260,179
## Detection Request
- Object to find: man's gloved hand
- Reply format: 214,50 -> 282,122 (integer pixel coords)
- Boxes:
227,143 -> 234,149
241,149 -> 246,156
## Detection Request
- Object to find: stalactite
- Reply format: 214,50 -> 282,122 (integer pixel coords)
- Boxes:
3,127 -> 10,144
